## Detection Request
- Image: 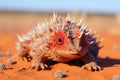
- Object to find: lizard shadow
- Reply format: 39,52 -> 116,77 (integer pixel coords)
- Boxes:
66,57 -> 120,68
45,57 -> 120,70
97,57 -> 120,68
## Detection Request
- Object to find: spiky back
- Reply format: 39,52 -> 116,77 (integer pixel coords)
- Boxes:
17,13 -> 103,59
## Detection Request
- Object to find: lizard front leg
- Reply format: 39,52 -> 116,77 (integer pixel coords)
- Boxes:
80,52 -> 101,71
30,59 -> 48,71
29,52 -> 48,71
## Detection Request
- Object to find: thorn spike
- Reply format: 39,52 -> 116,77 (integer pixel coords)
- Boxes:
97,38 -> 104,44
99,46 -> 104,49
79,30 -> 84,38
17,35 -> 24,42
67,30 -> 70,36
61,25 -> 64,30
66,13 -> 70,22
76,18 -> 83,26
79,24 -> 84,31
15,42 -> 20,46
100,38 -> 104,42
85,32 -> 90,35
96,34 -> 100,38
83,25 -> 87,31
53,12 -> 57,24
86,29 -> 92,34
90,41 -> 94,45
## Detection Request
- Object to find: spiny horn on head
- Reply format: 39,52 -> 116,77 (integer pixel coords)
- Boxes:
82,25 -> 87,31
53,12 -> 57,24
78,24 -> 87,38
79,24 -> 84,31
67,29 -> 70,36
76,18 -> 83,27
61,25 -> 64,30
79,30 -> 84,38
79,24 -> 87,32
65,13 -> 71,22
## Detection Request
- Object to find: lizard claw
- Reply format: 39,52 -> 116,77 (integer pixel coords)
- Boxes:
30,60 -> 48,71
81,62 -> 102,71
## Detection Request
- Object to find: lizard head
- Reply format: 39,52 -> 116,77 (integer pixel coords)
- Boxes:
46,13 -> 90,59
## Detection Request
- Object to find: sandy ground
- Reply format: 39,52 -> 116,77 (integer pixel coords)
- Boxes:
0,13 -> 120,80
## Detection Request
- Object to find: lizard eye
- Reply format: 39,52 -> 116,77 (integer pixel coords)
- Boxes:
53,31 -> 65,46
56,36 -> 64,45
57,37 -> 62,43
56,35 -> 64,45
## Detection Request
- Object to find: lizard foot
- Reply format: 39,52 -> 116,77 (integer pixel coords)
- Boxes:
81,62 -> 101,71
30,60 -> 48,71
25,56 -> 32,62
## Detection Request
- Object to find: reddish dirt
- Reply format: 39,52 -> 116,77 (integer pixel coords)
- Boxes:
0,13 -> 120,80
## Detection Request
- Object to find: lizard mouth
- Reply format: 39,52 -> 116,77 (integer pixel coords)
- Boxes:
68,47 -> 82,55
68,46 -> 88,57
69,53 -> 79,56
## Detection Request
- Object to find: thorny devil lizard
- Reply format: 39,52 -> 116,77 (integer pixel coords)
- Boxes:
16,13 -> 104,71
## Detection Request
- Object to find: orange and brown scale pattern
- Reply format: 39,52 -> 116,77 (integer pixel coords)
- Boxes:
16,13 -> 103,71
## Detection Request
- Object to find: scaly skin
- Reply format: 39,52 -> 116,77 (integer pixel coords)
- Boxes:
16,13 -> 103,71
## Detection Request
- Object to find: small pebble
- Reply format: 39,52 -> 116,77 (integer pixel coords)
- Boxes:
6,51 -> 12,56
55,70 -> 66,78
0,52 -> 3,57
7,59 -> 13,64
0,63 -> 6,70
112,74 -> 120,80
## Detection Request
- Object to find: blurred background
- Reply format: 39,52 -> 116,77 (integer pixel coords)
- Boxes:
0,0 -> 120,58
